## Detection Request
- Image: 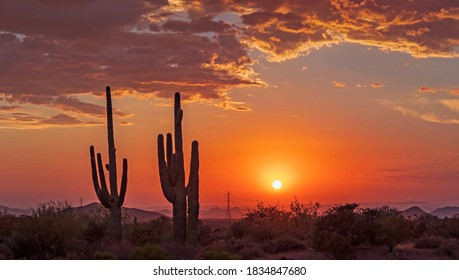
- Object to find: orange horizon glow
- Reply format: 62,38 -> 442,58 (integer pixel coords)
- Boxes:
0,1 -> 458,211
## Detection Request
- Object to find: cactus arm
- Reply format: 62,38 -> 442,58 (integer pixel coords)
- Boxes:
187,141 -> 199,190
166,133 -> 173,177
106,86 -> 118,197
116,158 -> 128,207
158,134 -> 176,203
97,189 -> 111,208
96,153 -> 110,196
90,146 -> 101,194
187,140 -> 200,247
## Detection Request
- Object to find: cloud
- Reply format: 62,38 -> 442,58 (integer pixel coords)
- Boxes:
371,82 -> 383,88
182,0 -> 458,61
333,80 -> 347,88
379,98 -> 459,125
0,0 -> 262,126
418,86 -> 438,93
0,105 -> 19,111
449,88 -> 459,96
41,114 -> 83,125
0,0 -> 457,129
0,111 -> 102,129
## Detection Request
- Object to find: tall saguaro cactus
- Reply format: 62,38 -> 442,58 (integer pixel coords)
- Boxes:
90,86 -> 128,242
157,92 -> 199,247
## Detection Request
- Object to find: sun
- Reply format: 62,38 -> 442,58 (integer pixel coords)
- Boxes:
272,180 -> 282,190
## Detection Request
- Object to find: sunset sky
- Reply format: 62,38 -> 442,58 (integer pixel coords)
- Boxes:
0,0 -> 458,210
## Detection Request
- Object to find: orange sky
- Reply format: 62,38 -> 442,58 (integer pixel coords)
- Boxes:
0,0 -> 458,209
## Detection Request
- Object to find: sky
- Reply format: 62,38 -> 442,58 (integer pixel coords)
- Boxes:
0,0 -> 458,210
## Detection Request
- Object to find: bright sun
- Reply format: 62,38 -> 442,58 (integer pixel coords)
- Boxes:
272,180 -> 282,190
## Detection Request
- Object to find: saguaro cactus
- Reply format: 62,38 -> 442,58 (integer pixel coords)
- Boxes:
157,92 -> 199,247
90,86 -> 128,242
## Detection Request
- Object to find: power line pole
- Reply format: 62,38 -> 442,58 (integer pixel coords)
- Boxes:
225,191 -> 232,221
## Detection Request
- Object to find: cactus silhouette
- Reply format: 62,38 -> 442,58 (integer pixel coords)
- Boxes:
89,86 -> 128,242
157,92 -> 199,246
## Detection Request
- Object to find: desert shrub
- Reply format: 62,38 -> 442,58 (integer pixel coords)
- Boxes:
443,218 -> 459,238
263,236 -> 305,254
231,202 -> 291,242
238,245 -> 265,260
4,231 -> 30,259
410,215 -> 444,238
289,199 -> 320,240
199,222 -> 225,246
81,217 -> 107,244
414,236 -> 443,249
313,231 -> 353,259
225,237 -> 254,253
130,243 -> 168,260
201,250 -> 240,260
371,209 -> 413,252
439,238 -> 459,257
230,219 -> 250,239
4,201 -> 84,259
315,203 -> 365,246
124,216 -> 172,246
0,213 -> 16,243
0,243 -> 14,260
92,251 -> 118,260
102,240 -> 134,260
162,242 -> 196,259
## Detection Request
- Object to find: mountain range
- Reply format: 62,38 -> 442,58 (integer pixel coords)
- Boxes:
2,203 -> 459,220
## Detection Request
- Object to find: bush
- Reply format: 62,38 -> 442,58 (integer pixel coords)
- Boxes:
130,243 -> 168,260
0,243 -> 14,260
373,214 -> 413,252
414,236 -> 443,249
4,202 -> 84,259
238,245 -> 265,260
313,231 -> 353,259
439,238 -> 459,257
124,216 -> 172,246
315,203 -> 365,247
199,222 -> 225,246
92,251 -> 118,260
263,236 -> 305,254
201,250 -> 240,260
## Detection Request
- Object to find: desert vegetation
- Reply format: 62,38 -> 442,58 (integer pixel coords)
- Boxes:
1,199 -> 459,260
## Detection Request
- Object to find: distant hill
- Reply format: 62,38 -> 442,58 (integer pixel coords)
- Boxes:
430,207 -> 459,218
68,202 -> 164,223
0,205 -> 29,216
401,206 -> 429,219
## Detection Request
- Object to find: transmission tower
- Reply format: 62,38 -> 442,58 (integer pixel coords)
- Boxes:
225,191 -> 232,221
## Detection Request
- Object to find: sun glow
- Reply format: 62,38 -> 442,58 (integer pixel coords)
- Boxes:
272,180 -> 282,190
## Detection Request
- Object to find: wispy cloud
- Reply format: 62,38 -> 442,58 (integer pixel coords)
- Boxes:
418,86 -> 438,93
332,80 -> 347,88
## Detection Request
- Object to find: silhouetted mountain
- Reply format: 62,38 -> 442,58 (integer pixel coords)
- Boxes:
401,206 -> 429,219
0,205 -> 29,216
67,202 -> 164,223
430,207 -> 459,218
